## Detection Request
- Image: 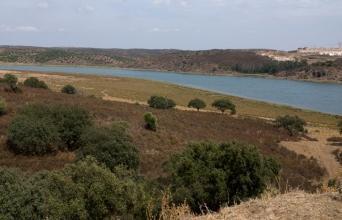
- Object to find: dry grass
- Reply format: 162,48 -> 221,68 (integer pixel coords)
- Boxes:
0,71 -> 339,127
191,190 -> 342,220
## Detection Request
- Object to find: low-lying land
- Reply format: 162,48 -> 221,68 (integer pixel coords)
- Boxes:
0,70 -> 339,127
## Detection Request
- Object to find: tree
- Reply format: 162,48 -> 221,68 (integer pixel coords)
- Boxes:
188,98 -> 206,111
0,98 -> 6,116
23,77 -> 48,89
77,123 -> 139,171
144,112 -> 157,131
7,116 -> 60,155
212,98 -> 236,114
148,96 -> 176,109
61,84 -> 77,94
166,141 -> 280,213
275,115 -> 306,136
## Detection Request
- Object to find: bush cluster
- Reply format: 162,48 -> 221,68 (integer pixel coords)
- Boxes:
275,115 -> 306,136
61,84 -> 77,94
144,112 -> 157,131
166,141 -> 280,213
77,122 -> 139,171
148,96 -> 176,109
23,77 -> 48,89
7,104 -> 92,155
212,98 -> 236,114
0,158 -> 149,219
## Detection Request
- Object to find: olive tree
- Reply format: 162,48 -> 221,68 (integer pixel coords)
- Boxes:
212,98 -> 236,114
188,98 -> 206,111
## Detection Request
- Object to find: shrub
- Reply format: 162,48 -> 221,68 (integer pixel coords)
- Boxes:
0,168 -> 38,219
3,74 -> 21,93
50,105 -> 92,150
148,96 -> 176,109
61,84 -> 77,94
165,141 -> 280,213
144,112 -> 157,131
275,115 -> 306,136
188,98 -> 206,111
23,77 -> 48,89
0,98 -> 6,116
7,104 -> 91,155
338,120 -> 342,134
77,123 -> 139,171
7,115 -> 60,155
212,98 -> 236,114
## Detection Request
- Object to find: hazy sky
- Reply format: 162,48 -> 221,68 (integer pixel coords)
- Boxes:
0,0 -> 341,50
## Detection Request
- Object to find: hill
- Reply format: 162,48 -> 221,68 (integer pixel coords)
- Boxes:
1,46 -> 342,82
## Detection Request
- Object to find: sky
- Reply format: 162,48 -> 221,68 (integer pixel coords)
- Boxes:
0,0 -> 341,50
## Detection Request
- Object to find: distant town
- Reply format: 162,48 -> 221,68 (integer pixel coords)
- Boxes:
297,47 -> 342,56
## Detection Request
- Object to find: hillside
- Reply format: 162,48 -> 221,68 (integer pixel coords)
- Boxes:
192,191 -> 342,220
0,83 -> 326,191
1,46 -> 342,82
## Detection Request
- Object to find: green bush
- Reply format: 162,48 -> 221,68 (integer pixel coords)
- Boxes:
0,168 -> 37,219
275,115 -> 306,136
77,123 -> 139,171
61,84 -> 77,94
23,77 -> 48,89
0,98 -> 6,116
8,104 -> 91,155
166,141 -> 280,213
7,116 -> 60,155
212,99 -> 236,114
0,158 -> 150,219
3,74 -> 21,93
144,112 -> 157,131
148,96 -> 176,109
188,98 -> 206,111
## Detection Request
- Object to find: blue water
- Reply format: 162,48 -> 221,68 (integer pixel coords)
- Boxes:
0,64 -> 341,115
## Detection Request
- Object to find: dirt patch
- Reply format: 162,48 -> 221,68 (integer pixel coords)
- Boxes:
281,127 -> 342,179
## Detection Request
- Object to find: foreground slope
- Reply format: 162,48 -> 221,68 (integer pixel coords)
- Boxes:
193,191 -> 342,220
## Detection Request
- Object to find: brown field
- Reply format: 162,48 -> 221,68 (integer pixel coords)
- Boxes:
0,71 -> 339,127
0,84 -> 327,191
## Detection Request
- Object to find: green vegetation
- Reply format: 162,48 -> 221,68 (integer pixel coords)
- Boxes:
0,98 -> 6,115
212,98 -> 236,114
338,120 -> 342,134
34,49 -> 73,63
8,104 -> 91,155
23,77 -> 48,89
144,112 -> 157,131
61,84 -> 77,94
77,123 -> 139,171
3,74 -> 21,93
0,52 -> 19,62
8,115 -> 60,155
0,158 -> 149,219
188,98 -> 206,111
275,115 -> 306,136
166,142 -> 280,213
148,95 -> 176,109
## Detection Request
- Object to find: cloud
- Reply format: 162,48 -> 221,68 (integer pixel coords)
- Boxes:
78,4 -> 95,13
37,1 -> 49,9
151,27 -> 181,32
0,25 -> 39,32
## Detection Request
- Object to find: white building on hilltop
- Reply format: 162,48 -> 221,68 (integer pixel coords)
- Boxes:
297,47 -> 342,56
